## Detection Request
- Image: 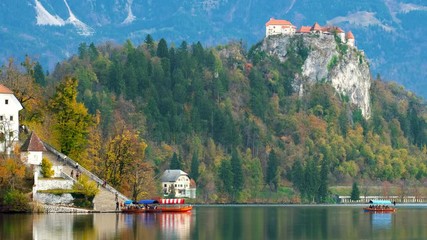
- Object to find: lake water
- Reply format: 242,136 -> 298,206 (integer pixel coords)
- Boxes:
1,205 -> 427,240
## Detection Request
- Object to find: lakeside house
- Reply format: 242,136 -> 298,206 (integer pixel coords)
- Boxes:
0,84 -> 23,154
266,18 -> 355,47
161,169 -> 196,199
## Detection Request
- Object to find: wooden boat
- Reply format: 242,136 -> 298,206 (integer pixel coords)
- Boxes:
145,204 -> 193,213
122,199 -> 192,213
363,200 -> 396,213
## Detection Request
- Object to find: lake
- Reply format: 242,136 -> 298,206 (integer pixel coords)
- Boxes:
1,205 -> 427,239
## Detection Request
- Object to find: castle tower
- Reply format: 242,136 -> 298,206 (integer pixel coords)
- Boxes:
20,132 -> 46,165
346,31 -> 355,47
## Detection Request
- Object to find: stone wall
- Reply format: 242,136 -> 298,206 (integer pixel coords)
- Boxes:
36,178 -> 73,190
35,193 -> 74,205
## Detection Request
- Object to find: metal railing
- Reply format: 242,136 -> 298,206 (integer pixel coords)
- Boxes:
43,142 -> 129,201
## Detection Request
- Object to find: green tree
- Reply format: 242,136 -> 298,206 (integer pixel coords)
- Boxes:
190,152 -> 199,181
317,158 -> 329,203
157,38 -> 169,58
351,182 -> 360,201
219,160 -> 233,197
170,152 -> 182,169
40,158 -> 54,178
33,62 -> 46,86
48,76 -> 92,161
266,150 -> 279,192
231,149 -> 244,195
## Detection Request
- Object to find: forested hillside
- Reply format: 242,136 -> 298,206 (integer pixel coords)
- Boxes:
2,36 -> 427,203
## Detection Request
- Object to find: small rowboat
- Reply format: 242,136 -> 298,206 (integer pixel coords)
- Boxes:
363,200 -> 396,213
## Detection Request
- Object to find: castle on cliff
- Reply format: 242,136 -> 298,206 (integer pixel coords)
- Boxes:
265,18 -> 355,47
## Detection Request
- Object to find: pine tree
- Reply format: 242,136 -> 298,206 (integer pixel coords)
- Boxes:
170,152 -> 182,169
351,182 -> 360,201
317,158 -> 329,203
33,62 -> 46,86
266,149 -> 279,192
190,152 -> 199,181
157,38 -> 169,59
231,149 -> 244,194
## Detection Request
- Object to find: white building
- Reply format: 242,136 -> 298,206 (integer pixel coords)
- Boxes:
265,18 -> 296,37
0,84 -> 23,154
161,170 -> 196,199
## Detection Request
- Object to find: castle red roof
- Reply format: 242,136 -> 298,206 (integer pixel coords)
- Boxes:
297,26 -> 311,33
266,18 -> 292,26
20,132 -> 47,152
0,84 -> 13,94
311,22 -> 322,31
346,31 -> 355,39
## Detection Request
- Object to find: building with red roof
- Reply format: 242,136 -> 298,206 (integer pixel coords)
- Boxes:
265,18 -> 296,37
346,31 -> 355,47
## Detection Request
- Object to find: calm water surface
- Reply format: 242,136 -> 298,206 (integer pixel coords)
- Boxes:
1,205 -> 427,240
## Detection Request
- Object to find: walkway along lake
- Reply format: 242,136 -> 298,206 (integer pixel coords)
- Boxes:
2,204 -> 427,239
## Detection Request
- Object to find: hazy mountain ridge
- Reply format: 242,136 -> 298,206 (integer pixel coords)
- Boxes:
0,0 -> 426,97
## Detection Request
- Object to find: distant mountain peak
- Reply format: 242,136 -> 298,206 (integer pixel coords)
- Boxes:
63,0 -> 94,36
35,0 -> 65,26
122,0 -> 136,25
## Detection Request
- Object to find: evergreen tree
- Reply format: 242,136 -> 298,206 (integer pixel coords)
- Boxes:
305,158 -> 319,203
231,149 -> 244,194
291,160 -> 305,197
317,158 -> 329,203
170,152 -> 182,169
266,150 -> 279,192
190,152 -> 199,181
157,38 -> 169,58
219,160 -> 233,197
33,62 -> 46,86
350,182 -> 360,201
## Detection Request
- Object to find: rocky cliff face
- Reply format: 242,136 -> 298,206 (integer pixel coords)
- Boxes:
261,34 -> 371,118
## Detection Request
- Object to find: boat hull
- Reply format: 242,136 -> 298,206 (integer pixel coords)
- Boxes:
122,205 -> 192,213
363,207 -> 396,213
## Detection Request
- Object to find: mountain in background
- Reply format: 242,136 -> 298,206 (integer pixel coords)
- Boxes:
1,0 -> 426,97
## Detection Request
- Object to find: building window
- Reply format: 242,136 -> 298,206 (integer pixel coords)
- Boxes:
0,116 -> 3,121
164,184 -> 167,187
9,132 -> 13,138
5,99 -> 8,105
10,116 -> 13,121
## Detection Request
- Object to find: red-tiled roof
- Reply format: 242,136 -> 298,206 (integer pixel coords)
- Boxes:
266,18 -> 292,26
0,84 -> 13,94
297,26 -> 311,33
311,22 -> 322,31
20,132 -> 47,152
346,31 -> 355,39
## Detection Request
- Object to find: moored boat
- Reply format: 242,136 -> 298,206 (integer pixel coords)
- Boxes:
122,198 -> 192,213
363,200 -> 396,213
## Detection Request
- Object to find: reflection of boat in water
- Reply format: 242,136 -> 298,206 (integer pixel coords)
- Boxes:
122,199 -> 192,213
363,200 -> 396,213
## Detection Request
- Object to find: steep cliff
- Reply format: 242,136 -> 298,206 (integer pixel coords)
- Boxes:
261,34 -> 371,118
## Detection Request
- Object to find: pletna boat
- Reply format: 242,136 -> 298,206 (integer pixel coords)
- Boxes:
122,199 -> 192,213
363,200 -> 396,213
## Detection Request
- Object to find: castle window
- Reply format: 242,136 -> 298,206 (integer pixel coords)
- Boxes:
5,99 -> 8,105
10,116 -> 13,121
0,116 -> 3,121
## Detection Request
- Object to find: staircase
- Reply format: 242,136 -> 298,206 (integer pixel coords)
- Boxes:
43,144 -> 128,212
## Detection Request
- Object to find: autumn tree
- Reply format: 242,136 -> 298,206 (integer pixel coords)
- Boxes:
40,158 -> 54,178
0,158 -> 26,190
48,76 -> 92,162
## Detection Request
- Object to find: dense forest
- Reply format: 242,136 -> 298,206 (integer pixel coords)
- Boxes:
1,35 -> 427,203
